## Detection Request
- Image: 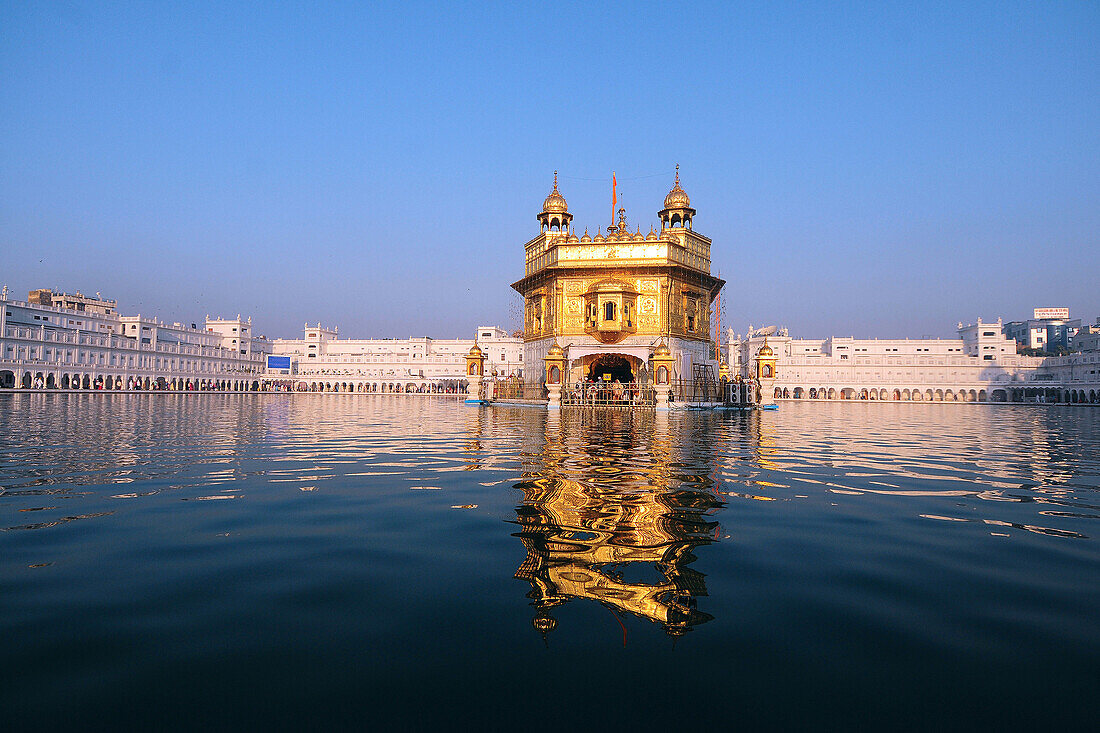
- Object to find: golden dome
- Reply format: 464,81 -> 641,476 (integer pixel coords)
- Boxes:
541,171 -> 568,213
593,231 -> 605,242
567,232 -> 579,243
468,343 -> 484,358
547,341 -> 564,357
663,165 -> 690,210
654,341 -> 671,357
645,227 -> 659,241
757,337 -> 773,357
633,228 -> 644,242
579,228 -> 592,243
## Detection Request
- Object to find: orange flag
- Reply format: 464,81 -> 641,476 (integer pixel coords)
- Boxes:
611,172 -> 617,227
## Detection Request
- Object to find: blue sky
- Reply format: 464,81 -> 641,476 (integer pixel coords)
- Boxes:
2,1 -> 1097,339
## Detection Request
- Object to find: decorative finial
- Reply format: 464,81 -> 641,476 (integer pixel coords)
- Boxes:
552,170 -> 558,191
675,163 -> 680,185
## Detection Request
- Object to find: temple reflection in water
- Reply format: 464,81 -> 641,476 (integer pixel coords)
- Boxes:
507,410 -> 725,639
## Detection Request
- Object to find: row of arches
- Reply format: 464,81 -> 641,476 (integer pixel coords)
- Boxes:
0,370 -> 472,395
287,381 -> 466,394
1006,387 -> 1098,404
775,386 -> 1099,404
0,370 -> 262,392
783,387 -> 990,402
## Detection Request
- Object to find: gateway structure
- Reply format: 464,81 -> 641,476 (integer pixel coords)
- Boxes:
511,169 -> 723,396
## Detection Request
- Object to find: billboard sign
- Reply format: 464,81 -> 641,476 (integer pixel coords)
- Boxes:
1033,307 -> 1069,320
267,355 -> 292,370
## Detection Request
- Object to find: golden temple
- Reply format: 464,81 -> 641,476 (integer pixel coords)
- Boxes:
511,168 -> 725,391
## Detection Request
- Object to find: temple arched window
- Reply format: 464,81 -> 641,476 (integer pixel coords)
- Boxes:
604,302 -> 616,321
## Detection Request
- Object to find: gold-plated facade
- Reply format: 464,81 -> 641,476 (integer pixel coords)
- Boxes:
513,170 -> 724,385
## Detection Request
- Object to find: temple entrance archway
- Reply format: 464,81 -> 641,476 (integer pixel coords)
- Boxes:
575,353 -> 639,384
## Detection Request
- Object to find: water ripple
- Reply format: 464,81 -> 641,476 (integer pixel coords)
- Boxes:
0,394 -> 1097,727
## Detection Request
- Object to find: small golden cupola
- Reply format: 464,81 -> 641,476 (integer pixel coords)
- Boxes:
756,337 -> 777,380
544,340 -> 567,385
537,171 -> 573,233
465,343 -> 486,377
651,340 -> 675,385
659,164 -> 696,230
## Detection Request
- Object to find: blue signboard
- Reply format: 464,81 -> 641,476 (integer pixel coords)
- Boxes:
267,355 -> 292,370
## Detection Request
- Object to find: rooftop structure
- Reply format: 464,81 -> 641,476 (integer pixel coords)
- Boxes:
28,289 -> 117,317
1003,307 -> 1081,353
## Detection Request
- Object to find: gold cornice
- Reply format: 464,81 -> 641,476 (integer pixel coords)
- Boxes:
512,266 -> 724,300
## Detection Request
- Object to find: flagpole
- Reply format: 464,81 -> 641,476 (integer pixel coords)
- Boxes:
611,171 -> 617,230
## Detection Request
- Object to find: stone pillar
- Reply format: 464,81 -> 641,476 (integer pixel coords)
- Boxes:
466,373 -> 483,401
546,382 -> 561,409
758,376 -> 776,407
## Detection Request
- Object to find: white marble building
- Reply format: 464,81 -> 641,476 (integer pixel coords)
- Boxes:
265,324 -> 524,393
1,286 -> 523,394
729,318 -> 1100,404
0,289 -> 270,390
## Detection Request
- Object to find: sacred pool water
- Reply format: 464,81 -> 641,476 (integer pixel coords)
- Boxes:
1,394 -> 1097,729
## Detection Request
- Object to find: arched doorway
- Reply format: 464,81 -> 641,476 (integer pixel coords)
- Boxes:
580,353 -> 637,383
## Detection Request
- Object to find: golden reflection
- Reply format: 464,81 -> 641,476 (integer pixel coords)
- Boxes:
510,410 -> 723,639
